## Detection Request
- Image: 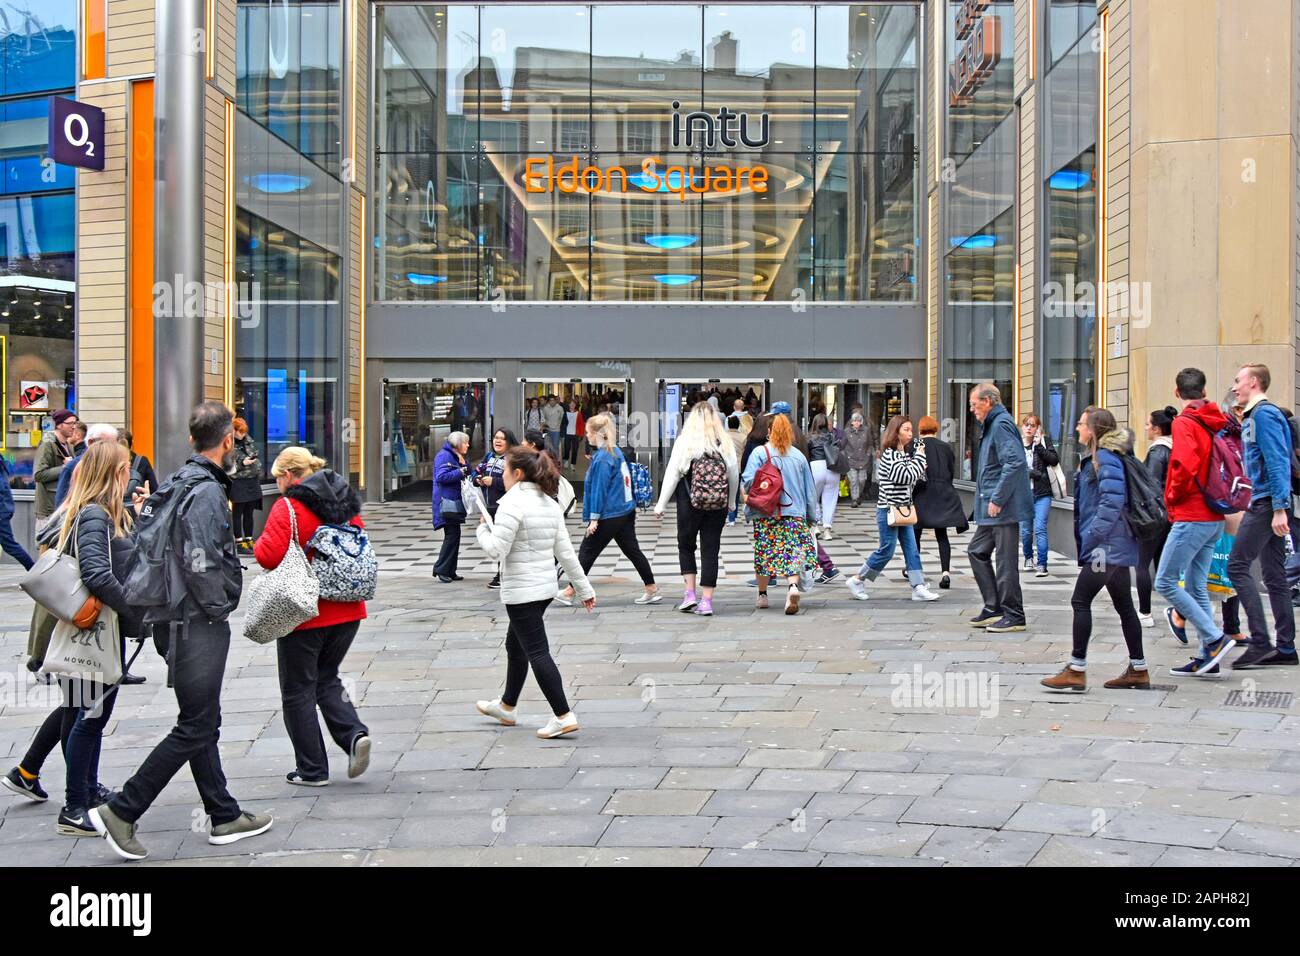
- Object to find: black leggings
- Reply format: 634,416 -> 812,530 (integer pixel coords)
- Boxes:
677,505 -> 726,588
1135,524 -> 1170,614
21,703 -> 75,776
1072,564 -> 1145,663
927,528 -> 952,573
578,511 -> 655,586
501,599 -> 569,716
233,501 -> 257,539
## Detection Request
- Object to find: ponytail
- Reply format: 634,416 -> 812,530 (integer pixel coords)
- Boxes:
506,445 -> 560,498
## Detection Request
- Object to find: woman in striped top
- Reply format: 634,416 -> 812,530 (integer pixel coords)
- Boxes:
844,415 -> 940,603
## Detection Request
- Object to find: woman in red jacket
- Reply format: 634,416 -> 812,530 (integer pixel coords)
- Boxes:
254,447 -> 370,787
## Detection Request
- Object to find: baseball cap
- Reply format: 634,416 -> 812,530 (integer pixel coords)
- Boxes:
51,409 -> 76,425
766,401 -> 792,417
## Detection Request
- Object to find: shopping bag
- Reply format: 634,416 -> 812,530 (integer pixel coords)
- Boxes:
1180,531 -> 1235,601
40,605 -> 123,685
838,477 -> 850,498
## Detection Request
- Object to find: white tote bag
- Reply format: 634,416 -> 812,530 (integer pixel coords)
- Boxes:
244,503 -> 320,644
41,604 -> 123,685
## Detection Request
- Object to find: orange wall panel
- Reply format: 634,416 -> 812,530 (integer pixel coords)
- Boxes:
129,79 -> 154,461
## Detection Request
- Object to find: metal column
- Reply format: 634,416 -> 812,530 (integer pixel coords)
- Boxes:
153,0 -> 207,479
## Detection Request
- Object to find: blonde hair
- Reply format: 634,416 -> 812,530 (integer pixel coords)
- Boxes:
676,402 -> 736,464
271,446 -> 326,480
586,414 -> 618,453
768,413 -> 794,454
57,440 -> 131,550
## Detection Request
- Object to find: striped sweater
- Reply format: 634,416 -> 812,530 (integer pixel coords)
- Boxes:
875,443 -> 927,507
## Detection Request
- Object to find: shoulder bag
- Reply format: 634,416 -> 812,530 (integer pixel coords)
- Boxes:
887,503 -> 918,527
244,501 -> 320,644
19,512 -> 102,629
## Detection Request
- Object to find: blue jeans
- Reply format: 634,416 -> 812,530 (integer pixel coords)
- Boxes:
62,676 -> 119,809
860,508 -> 924,586
1155,520 -> 1225,657
1020,495 -> 1051,568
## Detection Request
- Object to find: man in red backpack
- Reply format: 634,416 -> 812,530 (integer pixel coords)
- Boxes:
1157,368 -> 1237,676
1228,363 -> 1297,668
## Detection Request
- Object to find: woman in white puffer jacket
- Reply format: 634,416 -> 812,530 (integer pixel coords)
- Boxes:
473,445 -> 595,739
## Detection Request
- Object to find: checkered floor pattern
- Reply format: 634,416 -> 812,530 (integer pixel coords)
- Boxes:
360,498 -> 1075,585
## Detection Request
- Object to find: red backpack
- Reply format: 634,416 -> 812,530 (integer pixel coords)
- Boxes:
746,445 -> 787,517
1192,418 -> 1252,514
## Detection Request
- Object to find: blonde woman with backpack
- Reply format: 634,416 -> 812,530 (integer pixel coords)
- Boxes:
654,402 -> 739,615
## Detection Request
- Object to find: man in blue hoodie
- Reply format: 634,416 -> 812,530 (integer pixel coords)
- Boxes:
1229,363 -> 1298,667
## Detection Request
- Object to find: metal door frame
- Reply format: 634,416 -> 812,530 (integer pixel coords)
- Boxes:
655,377 -> 771,464
796,378 -> 911,431
381,377 -> 495,502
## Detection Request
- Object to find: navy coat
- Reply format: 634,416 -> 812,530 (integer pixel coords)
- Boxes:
431,442 -> 467,530
1073,437 -> 1139,569
973,403 -> 1032,525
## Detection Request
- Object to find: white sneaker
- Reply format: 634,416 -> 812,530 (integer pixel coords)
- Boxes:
537,712 -> 579,739
476,698 -> 517,726
634,591 -> 663,605
845,576 -> 869,601
822,527 -> 834,541
912,584 -> 940,602
1023,559 -> 1035,572
1138,613 -> 1155,628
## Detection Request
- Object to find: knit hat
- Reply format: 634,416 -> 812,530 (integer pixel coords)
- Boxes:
51,409 -> 75,426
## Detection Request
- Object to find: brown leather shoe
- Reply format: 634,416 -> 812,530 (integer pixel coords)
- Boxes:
1040,666 -> 1086,692
1103,665 -> 1151,689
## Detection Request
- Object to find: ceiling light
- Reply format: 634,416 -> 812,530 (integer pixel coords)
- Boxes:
653,274 -> 698,286
643,234 -> 698,250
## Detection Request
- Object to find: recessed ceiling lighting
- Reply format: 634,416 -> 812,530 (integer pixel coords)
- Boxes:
644,234 -> 698,250
653,274 -> 698,286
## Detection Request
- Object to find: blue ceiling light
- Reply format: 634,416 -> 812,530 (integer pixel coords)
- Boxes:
1049,169 -> 1091,191
643,234 -> 698,250
407,273 -> 448,285
653,274 -> 698,286
949,234 -> 997,249
245,173 -> 312,194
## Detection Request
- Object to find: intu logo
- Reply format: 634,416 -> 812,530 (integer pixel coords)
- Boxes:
670,101 -> 769,149
49,886 -> 151,937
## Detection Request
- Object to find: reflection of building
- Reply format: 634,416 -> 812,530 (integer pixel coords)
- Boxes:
29,1 -> 1300,562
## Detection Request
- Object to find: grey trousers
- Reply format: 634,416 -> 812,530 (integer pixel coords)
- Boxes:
968,522 -> 1025,624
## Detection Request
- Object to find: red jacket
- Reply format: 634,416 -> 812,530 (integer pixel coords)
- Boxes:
1166,400 -> 1228,522
254,487 -> 367,632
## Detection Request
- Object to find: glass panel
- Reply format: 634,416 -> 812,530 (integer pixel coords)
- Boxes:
374,151 -> 479,300
482,153 -> 589,300
1049,0 -> 1097,69
374,4 -> 478,154
703,5 -> 813,149
815,151 -> 916,302
479,4 -> 589,152
0,97 -> 75,194
591,4 -> 701,152
816,3 -> 917,153
0,0 -> 76,96
947,0 -> 1014,161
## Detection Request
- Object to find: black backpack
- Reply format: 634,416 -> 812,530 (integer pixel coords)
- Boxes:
1279,408 -> 1300,496
122,470 -> 209,612
1120,452 -> 1168,541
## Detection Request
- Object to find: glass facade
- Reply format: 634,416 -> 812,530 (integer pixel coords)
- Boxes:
2,0 -> 77,486
372,3 -> 919,302
1041,1 -> 1098,492
236,0 -> 346,478
942,0 -> 1014,477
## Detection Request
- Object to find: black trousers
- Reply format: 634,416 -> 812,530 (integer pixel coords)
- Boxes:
1135,523 -> 1170,615
578,511 -> 655,586
501,599 -> 569,716
110,620 -> 241,827
233,501 -> 257,539
925,528 -> 952,573
563,434 -> 580,465
22,703 -> 75,776
1227,498 -> 1296,652
677,504 -> 726,587
968,523 -> 1024,623
276,620 -> 368,780
434,521 -> 462,577
1072,563 -> 1145,662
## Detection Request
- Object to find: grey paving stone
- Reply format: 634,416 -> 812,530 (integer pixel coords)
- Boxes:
603,789 -> 712,816
935,774 -> 1045,802
843,772 -> 948,797
749,769 -> 855,792
703,848 -> 823,866
808,821 -> 935,857
285,818 -> 402,851
495,814 -> 611,847
1003,802 -> 1105,836
658,767 -> 760,790
702,815 -> 824,851
1156,845 -> 1294,867
918,826 -> 1049,866
900,796 -> 1021,829
1028,835 -> 1168,867
389,815 -> 499,847
1096,809 -> 1234,849
598,815 -> 717,848
701,790 -> 813,818
1217,821 -> 1300,859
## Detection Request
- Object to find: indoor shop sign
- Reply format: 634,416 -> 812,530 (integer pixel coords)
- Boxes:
523,102 -> 771,201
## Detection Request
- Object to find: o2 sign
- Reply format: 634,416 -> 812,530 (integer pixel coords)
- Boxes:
48,96 -> 105,172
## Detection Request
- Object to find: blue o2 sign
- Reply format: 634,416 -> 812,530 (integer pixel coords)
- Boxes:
48,96 -> 105,172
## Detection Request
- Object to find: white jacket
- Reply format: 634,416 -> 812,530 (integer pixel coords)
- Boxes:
475,481 -> 594,605
654,437 -> 740,512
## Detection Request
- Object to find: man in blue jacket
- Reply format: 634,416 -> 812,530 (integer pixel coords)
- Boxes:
967,383 -> 1033,632
1228,363 -> 1297,667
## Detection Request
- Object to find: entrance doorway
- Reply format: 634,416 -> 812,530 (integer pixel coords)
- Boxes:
797,380 -> 907,442
382,379 -> 493,501
519,378 -> 631,482
656,379 -> 768,465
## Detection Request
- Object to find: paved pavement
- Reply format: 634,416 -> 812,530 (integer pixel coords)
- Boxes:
1,501 -> 1298,867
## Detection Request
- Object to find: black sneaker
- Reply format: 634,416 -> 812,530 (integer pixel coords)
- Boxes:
1254,648 -> 1299,666
90,784 -> 115,808
986,617 -> 1027,633
1198,636 -> 1237,674
1171,657 -> 1220,678
121,672 -> 146,685
436,575 -> 454,583
57,806 -> 97,837
1232,644 -> 1276,669
969,609 -> 1002,628
487,575 -> 501,590
815,568 -> 841,585
286,771 -> 329,788
939,573 -> 951,590
2,766 -> 48,803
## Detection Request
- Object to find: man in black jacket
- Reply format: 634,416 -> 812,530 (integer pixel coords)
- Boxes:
90,402 -> 272,861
